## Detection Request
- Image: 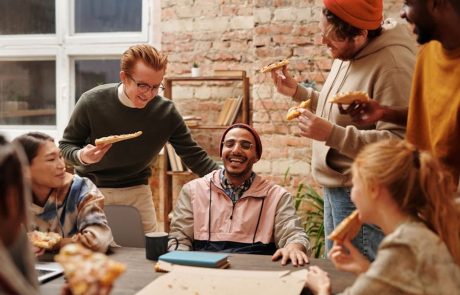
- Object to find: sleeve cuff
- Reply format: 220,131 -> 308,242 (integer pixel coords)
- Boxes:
325,124 -> 346,150
77,150 -> 89,166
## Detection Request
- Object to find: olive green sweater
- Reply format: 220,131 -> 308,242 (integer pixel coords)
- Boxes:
59,83 -> 219,188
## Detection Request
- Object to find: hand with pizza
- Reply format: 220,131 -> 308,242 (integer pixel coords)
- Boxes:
28,230 -> 62,251
327,210 -> 370,275
328,239 -> 370,275
263,59 -> 298,97
80,131 -> 143,165
55,243 -> 126,295
286,99 -> 312,121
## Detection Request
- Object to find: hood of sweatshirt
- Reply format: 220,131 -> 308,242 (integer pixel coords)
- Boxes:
354,18 -> 417,60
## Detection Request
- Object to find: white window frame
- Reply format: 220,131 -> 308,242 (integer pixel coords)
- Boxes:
0,0 -> 159,141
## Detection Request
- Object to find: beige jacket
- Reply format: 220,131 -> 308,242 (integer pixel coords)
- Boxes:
294,19 -> 416,187
340,221 -> 460,294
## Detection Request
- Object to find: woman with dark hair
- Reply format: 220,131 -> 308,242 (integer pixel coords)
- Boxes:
305,139 -> 460,294
0,134 -> 40,294
14,132 -> 113,254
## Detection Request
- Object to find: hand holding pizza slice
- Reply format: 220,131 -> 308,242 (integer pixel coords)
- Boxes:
327,210 -> 362,242
28,230 -> 62,250
286,99 -> 312,121
95,131 -> 143,146
260,59 -> 289,73
329,91 -> 370,105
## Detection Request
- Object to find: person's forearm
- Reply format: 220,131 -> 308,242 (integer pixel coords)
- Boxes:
381,106 -> 408,126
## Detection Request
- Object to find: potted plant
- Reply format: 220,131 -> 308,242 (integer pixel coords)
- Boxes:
191,62 -> 200,77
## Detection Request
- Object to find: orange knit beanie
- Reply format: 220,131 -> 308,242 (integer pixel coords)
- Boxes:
323,0 -> 383,30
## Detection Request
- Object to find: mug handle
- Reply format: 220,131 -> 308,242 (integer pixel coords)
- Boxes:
168,237 -> 179,250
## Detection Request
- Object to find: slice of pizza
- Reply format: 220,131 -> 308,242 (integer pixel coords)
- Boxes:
328,91 -> 370,104
28,230 -> 62,249
327,210 -> 362,242
260,59 -> 289,73
95,131 -> 143,146
55,243 -> 126,295
286,99 -> 311,121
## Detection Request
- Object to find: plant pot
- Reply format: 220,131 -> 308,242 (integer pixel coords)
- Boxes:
191,67 -> 200,77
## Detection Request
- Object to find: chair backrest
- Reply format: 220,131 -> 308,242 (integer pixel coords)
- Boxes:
104,205 -> 145,248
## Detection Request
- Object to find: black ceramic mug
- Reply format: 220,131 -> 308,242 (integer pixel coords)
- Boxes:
145,232 -> 179,261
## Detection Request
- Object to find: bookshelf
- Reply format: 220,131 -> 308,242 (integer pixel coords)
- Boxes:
161,72 -> 250,231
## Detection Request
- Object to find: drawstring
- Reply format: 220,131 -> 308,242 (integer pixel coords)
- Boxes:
252,198 -> 265,244
208,181 -> 212,244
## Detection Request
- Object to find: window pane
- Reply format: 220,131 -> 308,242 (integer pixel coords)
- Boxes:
0,0 -> 55,35
75,0 -> 142,33
0,61 -> 56,125
75,59 -> 120,101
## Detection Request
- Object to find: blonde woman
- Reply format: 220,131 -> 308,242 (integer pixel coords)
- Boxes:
305,139 -> 460,294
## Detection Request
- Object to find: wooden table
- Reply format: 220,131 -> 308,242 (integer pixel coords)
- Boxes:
40,247 -> 355,295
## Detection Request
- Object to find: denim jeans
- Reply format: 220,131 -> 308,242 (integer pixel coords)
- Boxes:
323,187 -> 384,261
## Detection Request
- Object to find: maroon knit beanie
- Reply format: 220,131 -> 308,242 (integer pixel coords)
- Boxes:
219,123 -> 262,160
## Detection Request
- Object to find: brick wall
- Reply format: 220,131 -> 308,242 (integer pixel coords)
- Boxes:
158,0 -> 405,199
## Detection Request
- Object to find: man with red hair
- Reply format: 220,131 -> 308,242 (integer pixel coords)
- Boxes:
270,0 -> 416,260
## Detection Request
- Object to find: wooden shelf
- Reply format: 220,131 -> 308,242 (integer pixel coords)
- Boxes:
161,72 -> 250,231
166,171 -> 193,176
0,108 -> 55,118
187,125 -> 232,130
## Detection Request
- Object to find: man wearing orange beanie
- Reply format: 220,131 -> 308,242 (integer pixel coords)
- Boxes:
341,0 -> 460,192
270,0 -> 416,260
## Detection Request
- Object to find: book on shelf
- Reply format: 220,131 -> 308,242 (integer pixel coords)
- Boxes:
158,251 -> 229,269
165,143 -> 187,172
217,96 -> 243,126
225,95 -> 243,125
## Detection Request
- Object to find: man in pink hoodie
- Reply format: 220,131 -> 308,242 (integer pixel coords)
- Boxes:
169,124 -> 310,266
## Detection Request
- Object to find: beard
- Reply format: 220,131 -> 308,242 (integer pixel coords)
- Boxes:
415,26 -> 434,45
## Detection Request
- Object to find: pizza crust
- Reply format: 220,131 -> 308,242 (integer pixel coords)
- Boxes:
329,91 -> 370,104
55,243 -> 126,295
260,59 -> 289,73
286,99 -> 311,121
28,230 -> 62,249
95,131 -> 143,146
327,210 -> 362,242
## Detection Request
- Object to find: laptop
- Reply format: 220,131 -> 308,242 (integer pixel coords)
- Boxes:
35,261 -> 64,284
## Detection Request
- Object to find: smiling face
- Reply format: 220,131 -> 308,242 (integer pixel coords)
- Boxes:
120,61 -> 165,109
400,0 -> 436,44
221,128 -> 259,184
319,15 -> 364,60
29,141 -> 66,190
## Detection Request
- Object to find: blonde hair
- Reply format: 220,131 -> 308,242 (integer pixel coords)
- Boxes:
121,44 -> 168,74
352,139 -> 460,265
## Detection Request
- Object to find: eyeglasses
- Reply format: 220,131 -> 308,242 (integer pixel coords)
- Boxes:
222,139 -> 253,150
127,74 -> 164,94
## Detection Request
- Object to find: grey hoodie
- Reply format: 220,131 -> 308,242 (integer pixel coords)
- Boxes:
294,19 -> 416,187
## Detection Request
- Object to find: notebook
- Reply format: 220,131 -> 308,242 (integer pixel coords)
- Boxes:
158,251 -> 229,268
35,261 -> 64,284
